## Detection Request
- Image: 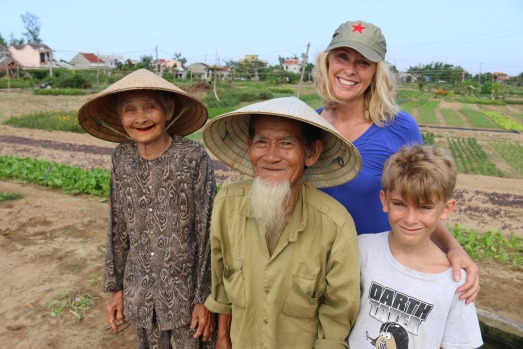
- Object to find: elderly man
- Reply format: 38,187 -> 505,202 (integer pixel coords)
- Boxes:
202,97 -> 362,349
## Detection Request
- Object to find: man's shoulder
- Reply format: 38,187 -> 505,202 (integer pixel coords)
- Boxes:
215,179 -> 252,200
304,184 -> 355,228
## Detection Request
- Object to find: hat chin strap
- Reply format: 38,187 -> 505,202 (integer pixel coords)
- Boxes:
164,104 -> 189,133
96,104 -> 191,140
96,120 -> 133,141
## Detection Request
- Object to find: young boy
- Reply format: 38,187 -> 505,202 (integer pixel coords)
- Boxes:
348,144 -> 483,349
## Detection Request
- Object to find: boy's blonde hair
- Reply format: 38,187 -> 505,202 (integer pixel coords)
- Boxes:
313,51 -> 399,126
381,144 -> 457,205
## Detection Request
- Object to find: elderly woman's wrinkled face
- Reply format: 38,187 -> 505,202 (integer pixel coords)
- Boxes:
119,90 -> 174,145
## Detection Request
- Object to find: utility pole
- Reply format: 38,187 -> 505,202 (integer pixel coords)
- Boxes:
479,62 -> 481,84
3,46 -> 10,90
155,46 -> 159,75
491,74 -> 495,99
96,50 -> 100,89
49,48 -> 53,78
296,42 -> 310,98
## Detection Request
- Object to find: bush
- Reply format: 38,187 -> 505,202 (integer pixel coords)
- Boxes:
26,69 -> 50,80
33,89 -> 87,96
54,75 -> 92,89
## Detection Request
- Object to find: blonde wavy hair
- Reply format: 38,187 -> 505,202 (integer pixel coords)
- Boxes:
313,51 -> 399,126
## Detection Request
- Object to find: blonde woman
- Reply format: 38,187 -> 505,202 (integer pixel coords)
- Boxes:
314,20 -> 479,303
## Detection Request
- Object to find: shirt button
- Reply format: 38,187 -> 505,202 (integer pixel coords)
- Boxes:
263,319 -> 268,325
151,252 -> 154,256
152,273 -> 156,277
149,185 -> 153,189
264,289 -> 269,295
148,208 -> 153,212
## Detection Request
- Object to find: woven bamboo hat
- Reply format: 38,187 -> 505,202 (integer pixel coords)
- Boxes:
203,97 -> 361,188
78,69 -> 208,143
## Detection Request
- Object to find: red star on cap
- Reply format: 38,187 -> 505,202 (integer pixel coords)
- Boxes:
352,22 -> 366,33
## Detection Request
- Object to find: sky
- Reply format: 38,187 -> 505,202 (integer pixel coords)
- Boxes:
1,0 -> 523,76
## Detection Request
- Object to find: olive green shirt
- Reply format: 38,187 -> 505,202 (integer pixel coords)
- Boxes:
205,180 -> 360,349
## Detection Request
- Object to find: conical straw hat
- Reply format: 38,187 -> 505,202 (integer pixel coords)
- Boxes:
78,69 -> 208,143
203,96 -> 361,188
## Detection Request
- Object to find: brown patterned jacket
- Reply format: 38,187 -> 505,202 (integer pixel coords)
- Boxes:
103,136 -> 216,330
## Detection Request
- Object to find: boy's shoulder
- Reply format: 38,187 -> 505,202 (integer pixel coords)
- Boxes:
358,231 -> 389,245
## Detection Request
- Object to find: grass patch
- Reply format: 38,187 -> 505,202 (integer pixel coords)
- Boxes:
491,142 -> 523,175
45,289 -> 94,321
3,111 -> 84,133
203,82 -> 273,108
0,191 -> 23,202
451,224 -> 523,267
460,106 -> 499,129
417,100 -> 440,125
208,107 -> 237,120
398,99 -> 425,115
397,89 -> 426,99
440,108 -> 466,127
268,87 -> 294,94
299,93 -> 323,110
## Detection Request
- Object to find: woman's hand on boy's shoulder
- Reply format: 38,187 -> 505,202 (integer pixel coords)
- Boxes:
448,247 -> 480,304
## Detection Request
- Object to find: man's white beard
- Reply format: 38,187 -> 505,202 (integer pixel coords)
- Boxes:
249,177 -> 292,251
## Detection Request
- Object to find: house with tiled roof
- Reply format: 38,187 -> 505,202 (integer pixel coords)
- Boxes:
283,59 -> 301,74
493,72 -> 510,84
69,52 -> 111,69
8,43 -> 52,69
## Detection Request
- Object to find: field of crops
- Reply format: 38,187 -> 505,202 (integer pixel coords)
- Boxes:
396,88 -> 523,178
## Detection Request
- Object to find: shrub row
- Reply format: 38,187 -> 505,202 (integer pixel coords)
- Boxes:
0,156 -> 110,197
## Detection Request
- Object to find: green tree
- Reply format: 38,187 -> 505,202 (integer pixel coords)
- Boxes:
173,52 -> 187,68
0,33 -> 6,47
224,59 -> 239,69
135,55 -> 153,70
407,62 -> 469,85
460,79 -> 478,96
9,33 -> 24,46
21,12 -> 42,44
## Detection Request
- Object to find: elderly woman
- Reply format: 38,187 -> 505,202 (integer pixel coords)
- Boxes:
313,20 -> 480,302
78,69 -> 216,349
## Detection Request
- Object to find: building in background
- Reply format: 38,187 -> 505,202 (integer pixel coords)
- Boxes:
282,59 -> 301,74
8,43 -> 52,69
69,52 -> 111,69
